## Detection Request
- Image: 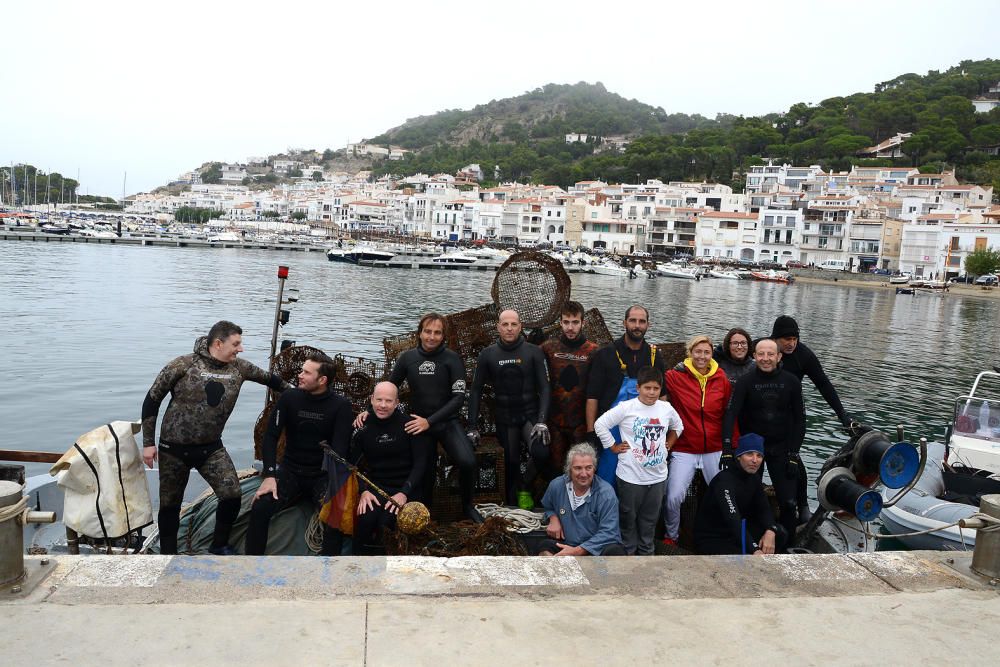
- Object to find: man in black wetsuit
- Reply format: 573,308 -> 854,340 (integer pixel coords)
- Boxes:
721,338 -> 805,545
350,382 -> 427,555
468,309 -> 551,508
694,433 -> 783,555
771,314 -> 852,523
358,313 -> 478,520
142,320 -> 288,555
245,354 -> 353,555
584,304 -> 666,486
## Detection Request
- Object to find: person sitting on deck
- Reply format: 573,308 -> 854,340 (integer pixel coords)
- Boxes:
350,382 -> 427,555
536,443 -> 625,557
245,354 -> 353,556
694,433 -> 785,556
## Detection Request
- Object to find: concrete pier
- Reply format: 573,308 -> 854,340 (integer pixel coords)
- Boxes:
0,230 -> 329,252
4,551 -> 998,665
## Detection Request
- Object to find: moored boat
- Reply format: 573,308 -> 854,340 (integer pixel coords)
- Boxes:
656,263 -> 698,280
749,270 -> 792,284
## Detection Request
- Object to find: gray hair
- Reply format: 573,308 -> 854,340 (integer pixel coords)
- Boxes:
564,442 -> 598,476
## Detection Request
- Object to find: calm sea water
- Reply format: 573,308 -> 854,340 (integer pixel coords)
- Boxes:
3,241 -> 999,488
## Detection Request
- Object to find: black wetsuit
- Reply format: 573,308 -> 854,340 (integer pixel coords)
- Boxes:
245,388 -> 354,555
780,341 -> 848,511
468,335 -> 550,504
694,463 -> 783,555
586,337 -> 666,417
722,366 -> 805,542
350,411 -> 427,555
388,344 -> 475,509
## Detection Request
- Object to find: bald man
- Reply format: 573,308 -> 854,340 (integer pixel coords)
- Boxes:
468,309 -> 551,508
349,381 -> 428,555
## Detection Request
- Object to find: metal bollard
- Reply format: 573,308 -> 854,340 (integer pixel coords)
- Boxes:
970,494 -> 1000,580
1,480 -> 56,589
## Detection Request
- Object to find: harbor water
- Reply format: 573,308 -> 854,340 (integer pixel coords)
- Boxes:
3,241 -> 999,489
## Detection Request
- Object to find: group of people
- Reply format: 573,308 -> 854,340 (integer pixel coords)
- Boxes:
141,304 -> 850,557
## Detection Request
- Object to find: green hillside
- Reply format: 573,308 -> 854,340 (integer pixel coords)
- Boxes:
364,60 -> 1000,194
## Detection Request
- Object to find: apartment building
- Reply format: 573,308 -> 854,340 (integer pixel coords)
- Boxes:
696,211 -> 759,261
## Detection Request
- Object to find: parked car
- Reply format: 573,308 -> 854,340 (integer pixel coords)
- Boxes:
785,260 -> 806,268
975,274 -> 999,286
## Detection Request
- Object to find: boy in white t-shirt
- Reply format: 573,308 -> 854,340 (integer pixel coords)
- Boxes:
595,367 -> 682,555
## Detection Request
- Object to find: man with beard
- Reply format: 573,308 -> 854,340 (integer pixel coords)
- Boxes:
245,354 -> 353,555
468,309 -> 551,508
541,300 -> 599,480
585,304 -> 666,485
721,338 -> 805,545
694,433 -> 783,556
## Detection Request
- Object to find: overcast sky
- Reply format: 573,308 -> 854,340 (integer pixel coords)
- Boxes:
2,0 -> 998,197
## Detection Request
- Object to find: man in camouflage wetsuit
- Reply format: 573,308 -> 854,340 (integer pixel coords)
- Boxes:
142,321 -> 287,555
541,300 -> 598,480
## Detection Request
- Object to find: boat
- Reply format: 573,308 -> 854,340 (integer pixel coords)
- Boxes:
749,270 -> 792,284
326,244 -> 395,264
656,263 -> 698,280
207,231 -> 241,243
432,251 -> 478,264
591,260 -> 631,277
709,269 -> 740,280
889,274 -> 911,285
879,369 -> 1000,550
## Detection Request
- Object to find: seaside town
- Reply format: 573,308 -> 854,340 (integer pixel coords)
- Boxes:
6,142 -> 998,282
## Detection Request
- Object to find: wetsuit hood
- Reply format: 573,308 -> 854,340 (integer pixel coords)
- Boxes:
418,341 -> 447,357
560,332 -> 588,349
498,334 -> 526,352
193,335 -> 227,367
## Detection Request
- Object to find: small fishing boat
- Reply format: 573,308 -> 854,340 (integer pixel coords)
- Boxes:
749,270 -> 792,284
592,260 -> 631,277
889,273 -> 911,285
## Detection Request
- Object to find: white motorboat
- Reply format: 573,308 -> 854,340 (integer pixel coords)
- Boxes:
207,231 -> 241,243
879,369 -> 1000,550
327,244 -> 395,264
592,260 -> 631,277
709,269 -> 740,279
432,251 -> 478,264
656,263 -> 698,279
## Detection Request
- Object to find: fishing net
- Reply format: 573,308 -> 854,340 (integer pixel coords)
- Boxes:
491,251 -> 571,329
330,354 -> 390,414
385,515 -> 528,557
653,341 -> 687,370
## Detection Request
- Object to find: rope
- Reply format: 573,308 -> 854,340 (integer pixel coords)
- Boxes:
0,495 -> 28,524
832,511 -> 1000,544
474,503 -> 545,533
305,513 -> 324,554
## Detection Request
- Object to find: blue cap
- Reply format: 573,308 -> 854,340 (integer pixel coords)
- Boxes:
736,433 -> 765,457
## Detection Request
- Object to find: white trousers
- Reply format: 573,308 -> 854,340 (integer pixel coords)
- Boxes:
663,450 -> 722,540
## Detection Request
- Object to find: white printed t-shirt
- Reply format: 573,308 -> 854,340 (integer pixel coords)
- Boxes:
594,398 -> 683,485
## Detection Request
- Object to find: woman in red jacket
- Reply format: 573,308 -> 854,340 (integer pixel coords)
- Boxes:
662,335 -> 733,546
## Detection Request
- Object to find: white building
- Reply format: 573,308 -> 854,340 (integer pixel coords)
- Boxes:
758,207 -> 802,266
696,211 -> 759,261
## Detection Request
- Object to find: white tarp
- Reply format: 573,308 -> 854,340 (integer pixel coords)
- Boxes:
50,421 -> 153,539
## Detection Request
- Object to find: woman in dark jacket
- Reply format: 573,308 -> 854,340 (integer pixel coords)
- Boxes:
714,327 -> 754,386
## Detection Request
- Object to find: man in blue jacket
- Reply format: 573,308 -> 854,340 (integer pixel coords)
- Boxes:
536,443 -> 625,556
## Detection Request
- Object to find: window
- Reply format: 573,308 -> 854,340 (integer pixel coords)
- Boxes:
765,215 -> 774,225
950,236 -> 960,251
591,212 -> 598,219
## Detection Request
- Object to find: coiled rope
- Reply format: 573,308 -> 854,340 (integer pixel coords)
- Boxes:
0,495 -> 28,525
474,503 -> 545,533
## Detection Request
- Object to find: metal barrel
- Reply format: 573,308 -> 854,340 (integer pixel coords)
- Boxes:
0,479 -> 26,588
971,494 -> 1000,580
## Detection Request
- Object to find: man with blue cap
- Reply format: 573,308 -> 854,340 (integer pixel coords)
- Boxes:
693,433 -> 784,555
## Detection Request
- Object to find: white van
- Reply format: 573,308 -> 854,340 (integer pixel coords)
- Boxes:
817,259 -> 848,271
